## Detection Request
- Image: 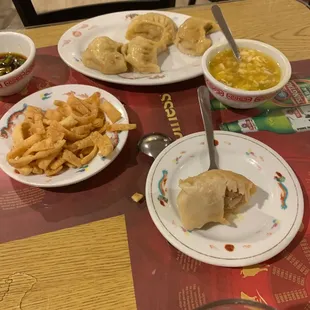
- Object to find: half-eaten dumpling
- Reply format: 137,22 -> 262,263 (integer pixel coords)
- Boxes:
121,36 -> 160,73
82,36 -> 127,74
175,17 -> 219,56
177,170 -> 256,230
126,13 -> 177,51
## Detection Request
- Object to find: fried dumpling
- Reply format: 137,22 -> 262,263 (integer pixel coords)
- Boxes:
82,36 -> 127,74
121,36 -> 160,73
177,170 -> 257,230
126,13 -> 177,50
175,17 -> 219,56
86,36 -> 122,53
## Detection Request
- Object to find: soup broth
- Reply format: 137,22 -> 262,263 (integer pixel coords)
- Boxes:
208,48 -> 281,91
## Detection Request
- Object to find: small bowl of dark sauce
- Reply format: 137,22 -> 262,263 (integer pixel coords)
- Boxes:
0,53 -> 27,76
0,32 -> 36,96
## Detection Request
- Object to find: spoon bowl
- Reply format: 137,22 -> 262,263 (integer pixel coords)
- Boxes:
138,133 -> 174,159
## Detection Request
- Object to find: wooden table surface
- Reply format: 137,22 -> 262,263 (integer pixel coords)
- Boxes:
22,0 -> 310,60
9,0 -> 309,309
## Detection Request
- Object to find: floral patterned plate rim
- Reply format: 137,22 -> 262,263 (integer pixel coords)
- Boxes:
57,10 -> 225,86
0,84 -> 129,188
145,131 -> 304,267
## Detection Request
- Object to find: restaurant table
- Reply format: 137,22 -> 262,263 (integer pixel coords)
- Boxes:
21,0 -> 310,59
0,0 -> 310,310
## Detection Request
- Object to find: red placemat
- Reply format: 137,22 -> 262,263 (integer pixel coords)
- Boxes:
0,46 -> 310,310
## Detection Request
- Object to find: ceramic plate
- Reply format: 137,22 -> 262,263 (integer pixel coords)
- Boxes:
57,10 -> 224,86
0,84 -> 129,187
145,131 -> 304,267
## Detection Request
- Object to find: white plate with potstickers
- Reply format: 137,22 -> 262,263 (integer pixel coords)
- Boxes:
145,131 -> 304,267
57,10 -> 224,86
0,84 -> 136,187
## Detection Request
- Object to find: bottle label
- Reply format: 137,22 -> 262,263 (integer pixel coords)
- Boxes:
238,118 -> 258,133
273,79 -> 310,107
284,105 -> 310,132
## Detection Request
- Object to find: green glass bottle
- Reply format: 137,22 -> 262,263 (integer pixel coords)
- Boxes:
220,105 -> 310,134
210,98 -> 227,111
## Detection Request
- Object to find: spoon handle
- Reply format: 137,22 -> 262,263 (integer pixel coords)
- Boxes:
211,5 -> 241,61
197,86 -> 218,170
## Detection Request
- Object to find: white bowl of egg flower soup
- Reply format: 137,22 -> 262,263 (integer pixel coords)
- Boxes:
0,32 -> 36,96
201,39 -> 291,109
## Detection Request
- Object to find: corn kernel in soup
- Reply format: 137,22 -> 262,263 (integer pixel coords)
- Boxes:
208,48 -> 281,91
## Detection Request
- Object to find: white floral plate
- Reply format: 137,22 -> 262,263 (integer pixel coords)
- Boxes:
57,10 -> 224,86
145,131 -> 304,267
0,84 -> 129,188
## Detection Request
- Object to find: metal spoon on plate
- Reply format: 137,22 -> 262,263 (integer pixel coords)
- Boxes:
138,87 -> 217,167
212,4 -> 241,62
137,132 -> 173,159
197,86 -> 218,170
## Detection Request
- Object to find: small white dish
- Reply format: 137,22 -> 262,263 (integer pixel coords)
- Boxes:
58,10 -> 225,86
0,84 -> 129,188
201,39 -> 292,109
145,131 -> 303,267
0,32 -> 36,96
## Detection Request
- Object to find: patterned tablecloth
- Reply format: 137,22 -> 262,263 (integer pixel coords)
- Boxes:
0,46 -> 310,310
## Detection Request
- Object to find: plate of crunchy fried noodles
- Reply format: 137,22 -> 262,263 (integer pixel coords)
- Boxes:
0,84 -> 136,187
